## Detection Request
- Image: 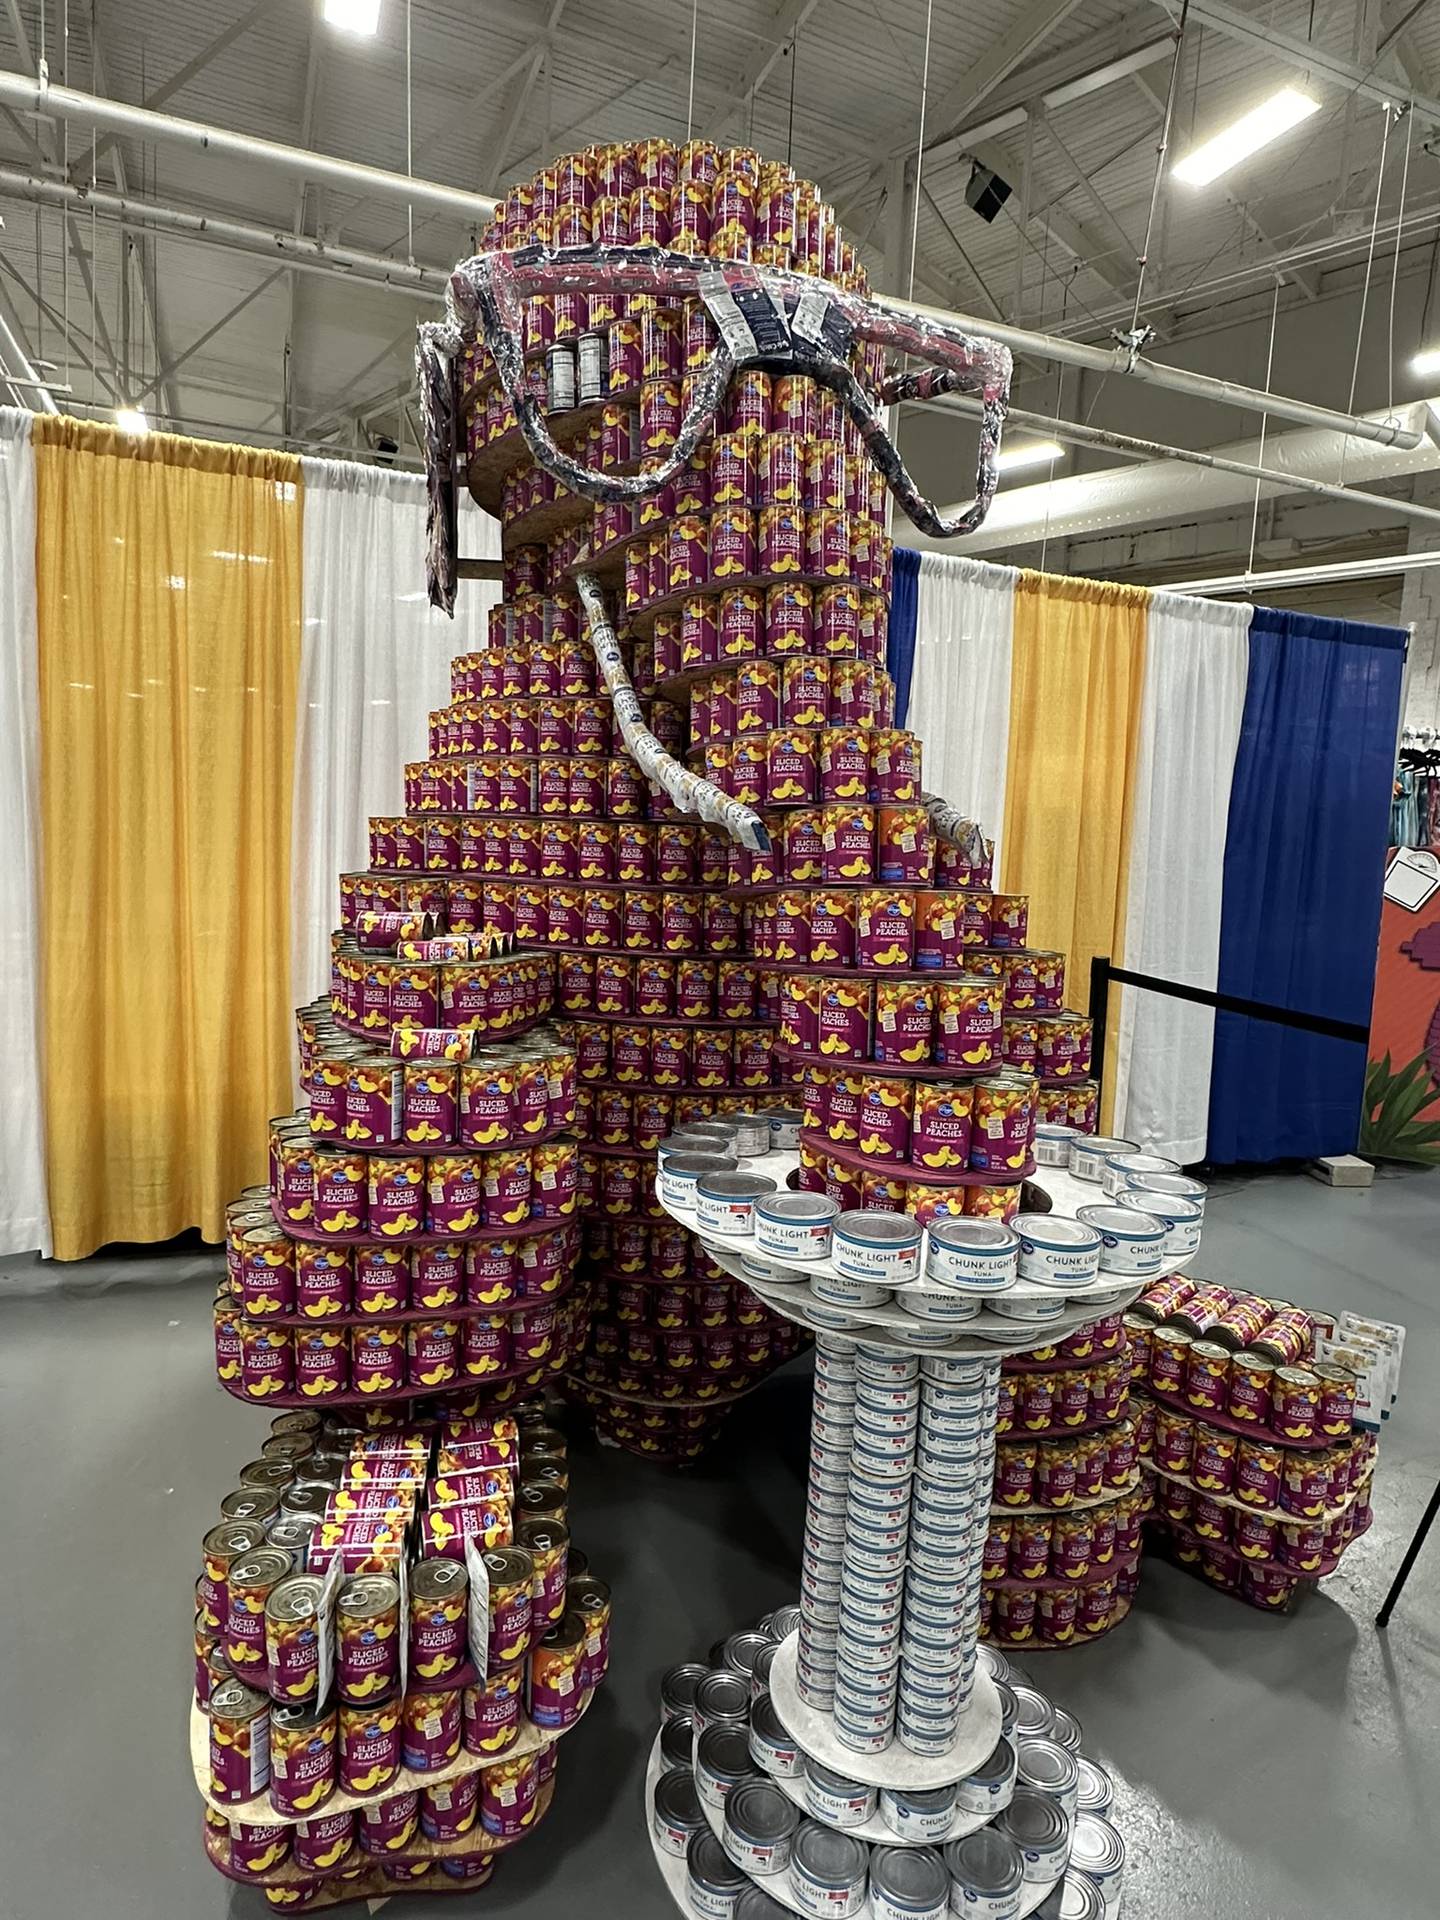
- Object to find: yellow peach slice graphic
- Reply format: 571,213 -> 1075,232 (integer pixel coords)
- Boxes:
299,1378 -> 336,1397
898,1041 -> 928,1063
318,1210 -> 361,1233
960,1045 -> 989,1065
379,1213 -> 421,1237
838,858 -> 868,879
447,1208 -> 481,1233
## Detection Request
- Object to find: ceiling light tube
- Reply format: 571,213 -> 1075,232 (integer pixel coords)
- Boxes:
115,405 -> 149,436
1412,347 -> 1440,378
323,0 -> 382,34
995,440 -> 1065,472
1172,87 -> 1321,186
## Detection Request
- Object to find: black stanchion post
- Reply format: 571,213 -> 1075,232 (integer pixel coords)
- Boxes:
1377,1480 -> 1440,1628
1088,956 -> 1111,1115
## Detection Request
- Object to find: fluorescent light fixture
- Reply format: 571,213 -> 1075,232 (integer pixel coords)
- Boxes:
1172,87 -> 1320,186
995,440 -> 1065,473
1412,347 -> 1440,378
323,0 -> 381,32
115,405 -> 149,436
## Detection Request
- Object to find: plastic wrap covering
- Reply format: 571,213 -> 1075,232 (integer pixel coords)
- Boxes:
442,244 -> 1011,536
574,569 -> 771,853
920,793 -> 994,872
417,320 -> 462,614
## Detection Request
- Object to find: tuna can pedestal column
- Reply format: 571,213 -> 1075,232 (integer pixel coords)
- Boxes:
645,1164 -> 1143,1919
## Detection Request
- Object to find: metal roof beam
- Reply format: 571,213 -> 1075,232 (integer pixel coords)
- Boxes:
709,0 -> 823,141
133,266 -> 289,407
1158,0 -> 1440,123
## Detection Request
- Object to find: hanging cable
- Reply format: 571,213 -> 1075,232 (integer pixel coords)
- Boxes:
786,33 -> 797,166
406,0 -> 415,266
1348,106 -> 1393,418
1246,279 -> 1281,581
1129,0 -> 1189,335
1387,105 -> 1413,420
906,0 -> 934,304
686,0 -> 699,141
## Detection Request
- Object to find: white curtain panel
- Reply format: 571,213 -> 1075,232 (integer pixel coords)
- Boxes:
910,552 -> 1017,867
0,408 -> 50,1258
1111,592 -> 1250,1164
292,461 -> 500,1012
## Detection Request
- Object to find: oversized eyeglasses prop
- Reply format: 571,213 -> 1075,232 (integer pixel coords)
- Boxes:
418,244 -> 1013,852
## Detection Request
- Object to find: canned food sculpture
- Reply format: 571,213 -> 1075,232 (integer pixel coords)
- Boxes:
1127,1277 -> 1381,1610
194,1404 -> 609,1904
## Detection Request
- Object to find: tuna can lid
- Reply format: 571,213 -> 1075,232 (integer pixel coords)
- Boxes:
1118,1187 -> 1200,1225
945,1829 -> 1024,1897
966,1736 -> 1017,1790
1057,1874 -> 1106,1919
1017,1737 -> 1078,1800
686,1829 -> 748,1894
1073,1136 -> 1136,1157
266,1574 -> 324,1624
870,1845 -> 950,1911
1075,1756 -> 1113,1814
1107,1149 -> 1179,1178
758,1105 -> 805,1125
768,1604 -> 802,1640
725,1780 -> 800,1846
696,1669 -> 753,1723
1013,1212 -> 1102,1254
749,1693 -> 788,1746
997,1786 -> 1070,1852
792,1821 -> 868,1888
1008,1684 -> 1055,1740
723,1631 -> 772,1679
756,1191 -> 841,1224
697,1724 -> 755,1781
660,1713 -> 695,1771
835,1209 -> 922,1247
926,1217 -> 1017,1255
1049,1706 -> 1083,1753
752,1642 -> 780,1691
1070,1812 -> 1127,1879
993,1682 -> 1018,1737
654,1766 -> 704,1833
663,1151 -> 740,1177
697,1173 -> 779,1202
1128,1170 -> 1207,1203
1076,1203 -> 1164,1240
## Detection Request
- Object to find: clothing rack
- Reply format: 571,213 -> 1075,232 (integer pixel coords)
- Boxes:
1393,730 -> 1440,848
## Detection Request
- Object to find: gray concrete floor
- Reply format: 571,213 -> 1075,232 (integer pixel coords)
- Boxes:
1,1165 -> 1437,1920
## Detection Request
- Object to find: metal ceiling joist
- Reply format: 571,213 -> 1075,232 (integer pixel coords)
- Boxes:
133,267 -> 289,407
475,0 -> 570,190
1159,0 -> 1440,123
0,169 -> 449,297
709,0 -> 823,141
83,0 -> 289,176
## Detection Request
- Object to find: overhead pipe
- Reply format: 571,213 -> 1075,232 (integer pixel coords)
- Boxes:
0,68 -> 497,224
0,68 -> 1421,453
0,169 -> 449,299
1161,551 -> 1435,596
908,404 -> 1440,556
881,291 -> 1423,450
911,393 -> 1440,530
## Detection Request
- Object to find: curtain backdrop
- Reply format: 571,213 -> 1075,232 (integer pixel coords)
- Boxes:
1001,574 -> 1150,1063
1208,609 -> 1407,1162
910,552 -> 1016,872
33,418 -> 302,1260
888,546 -> 920,727
0,409 -> 50,1257
291,463 -> 500,1014
1109,594 -> 1249,1158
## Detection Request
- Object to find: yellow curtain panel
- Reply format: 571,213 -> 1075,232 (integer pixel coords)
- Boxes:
34,419 -> 302,1260
1001,573 -> 1149,1125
